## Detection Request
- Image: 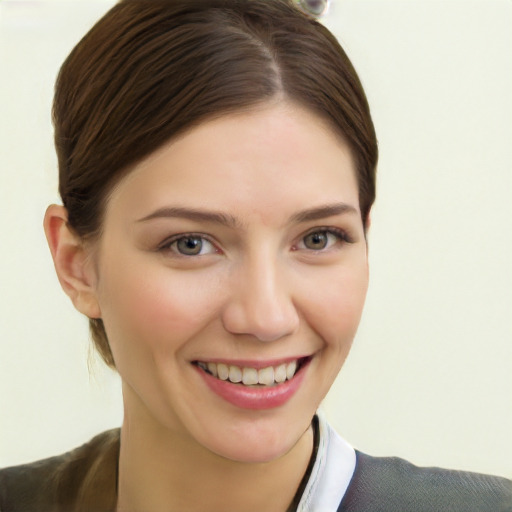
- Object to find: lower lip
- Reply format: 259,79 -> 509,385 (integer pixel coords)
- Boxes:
195,361 -> 309,410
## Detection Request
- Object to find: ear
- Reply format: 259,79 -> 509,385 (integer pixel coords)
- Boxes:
43,205 -> 101,319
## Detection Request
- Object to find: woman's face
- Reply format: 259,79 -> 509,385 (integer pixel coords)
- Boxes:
91,102 -> 369,463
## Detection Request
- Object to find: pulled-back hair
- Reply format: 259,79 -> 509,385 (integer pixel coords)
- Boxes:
53,0 -> 378,368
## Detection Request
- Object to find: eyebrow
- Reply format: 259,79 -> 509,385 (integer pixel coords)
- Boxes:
289,203 -> 359,223
136,207 -> 241,228
136,202 -> 358,227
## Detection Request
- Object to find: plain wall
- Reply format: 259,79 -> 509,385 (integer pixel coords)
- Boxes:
0,0 -> 510,478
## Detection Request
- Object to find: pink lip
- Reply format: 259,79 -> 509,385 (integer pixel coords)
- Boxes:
194,359 -> 310,410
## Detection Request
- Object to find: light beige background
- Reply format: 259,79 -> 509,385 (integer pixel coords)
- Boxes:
1,0 -> 511,478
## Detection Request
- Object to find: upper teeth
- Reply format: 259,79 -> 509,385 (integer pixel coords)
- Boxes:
197,360 -> 298,386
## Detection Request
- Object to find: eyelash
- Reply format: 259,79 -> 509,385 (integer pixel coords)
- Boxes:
157,227 -> 353,256
295,227 -> 354,251
158,233 -> 220,256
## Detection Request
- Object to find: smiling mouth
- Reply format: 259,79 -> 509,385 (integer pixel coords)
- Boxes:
194,357 -> 311,387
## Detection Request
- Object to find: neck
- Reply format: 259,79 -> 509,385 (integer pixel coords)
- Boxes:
116,389 -> 314,512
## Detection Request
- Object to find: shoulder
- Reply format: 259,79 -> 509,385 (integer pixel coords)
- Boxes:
0,429 -> 119,512
338,450 -> 512,512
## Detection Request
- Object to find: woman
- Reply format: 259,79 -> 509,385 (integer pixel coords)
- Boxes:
1,0 -> 510,511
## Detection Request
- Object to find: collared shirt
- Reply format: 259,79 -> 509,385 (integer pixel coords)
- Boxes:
297,412 -> 356,511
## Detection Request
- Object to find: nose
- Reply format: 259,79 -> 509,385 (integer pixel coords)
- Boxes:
221,255 -> 300,342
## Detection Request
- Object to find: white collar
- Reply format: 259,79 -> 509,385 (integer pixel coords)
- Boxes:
296,413 -> 356,512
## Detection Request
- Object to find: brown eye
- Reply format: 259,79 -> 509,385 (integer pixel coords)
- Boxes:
303,231 -> 329,250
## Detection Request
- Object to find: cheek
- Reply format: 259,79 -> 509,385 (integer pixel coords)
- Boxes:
97,261 -> 225,357
300,262 -> 368,348
294,261 -> 368,400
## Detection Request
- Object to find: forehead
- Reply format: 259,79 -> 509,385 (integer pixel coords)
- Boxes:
106,102 -> 360,225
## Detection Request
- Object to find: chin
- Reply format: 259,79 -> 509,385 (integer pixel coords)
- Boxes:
194,412 -> 313,464
210,437 -> 299,464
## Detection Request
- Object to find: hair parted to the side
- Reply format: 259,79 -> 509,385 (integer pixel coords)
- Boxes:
53,0 -> 378,368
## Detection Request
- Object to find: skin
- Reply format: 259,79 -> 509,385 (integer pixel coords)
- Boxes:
45,101 -> 369,511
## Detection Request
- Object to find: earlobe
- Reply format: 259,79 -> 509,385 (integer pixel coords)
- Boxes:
43,205 -> 101,319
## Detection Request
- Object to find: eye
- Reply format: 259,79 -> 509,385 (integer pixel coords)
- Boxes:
297,229 -> 349,251
160,235 -> 218,256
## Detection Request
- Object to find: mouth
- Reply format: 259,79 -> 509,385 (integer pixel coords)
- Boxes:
193,356 -> 311,387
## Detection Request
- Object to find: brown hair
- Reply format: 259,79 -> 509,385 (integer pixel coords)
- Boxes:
53,0 -> 378,368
